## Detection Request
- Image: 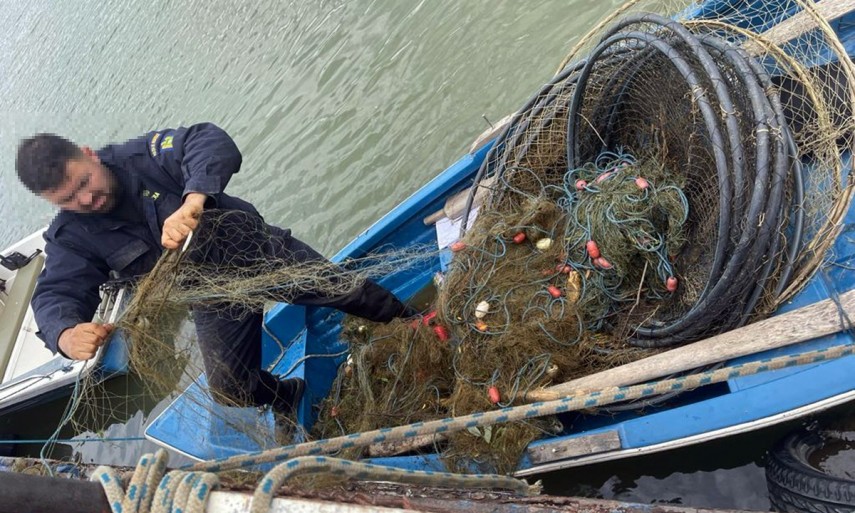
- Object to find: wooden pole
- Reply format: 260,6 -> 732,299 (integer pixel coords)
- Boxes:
0,471 -> 111,513
525,289 -> 855,402
755,0 -> 855,47
423,175 -> 498,225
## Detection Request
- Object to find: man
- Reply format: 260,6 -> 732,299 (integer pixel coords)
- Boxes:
16,122 -> 414,417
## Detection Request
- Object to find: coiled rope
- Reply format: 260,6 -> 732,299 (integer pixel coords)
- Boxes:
92,449 -> 219,513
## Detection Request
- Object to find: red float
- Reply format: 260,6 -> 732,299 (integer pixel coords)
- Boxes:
488,386 -> 501,404
586,240 -> 600,259
433,325 -> 450,342
450,241 -> 466,252
666,276 -> 679,292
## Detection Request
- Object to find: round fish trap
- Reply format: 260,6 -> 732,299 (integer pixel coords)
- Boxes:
463,0 -> 855,348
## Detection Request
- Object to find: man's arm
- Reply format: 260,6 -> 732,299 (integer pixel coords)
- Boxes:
146,123 -> 243,249
147,123 -> 242,202
32,235 -> 112,358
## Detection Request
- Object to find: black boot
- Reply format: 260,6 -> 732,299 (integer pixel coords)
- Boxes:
399,305 -> 420,319
272,377 -> 305,416
272,377 -> 305,445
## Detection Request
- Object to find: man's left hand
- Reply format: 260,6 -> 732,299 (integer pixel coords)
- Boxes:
162,192 -> 206,249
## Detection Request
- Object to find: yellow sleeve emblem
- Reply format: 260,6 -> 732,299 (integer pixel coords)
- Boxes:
161,135 -> 174,151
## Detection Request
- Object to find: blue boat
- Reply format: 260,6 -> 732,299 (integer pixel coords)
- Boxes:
146,0 -> 855,478
0,232 -> 129,416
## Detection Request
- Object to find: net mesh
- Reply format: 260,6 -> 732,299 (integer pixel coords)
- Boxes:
316,0 -> 855,472
55,0 -> 854,479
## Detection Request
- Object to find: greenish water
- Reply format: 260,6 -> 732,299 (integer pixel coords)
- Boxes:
0,0 -> 619,254
0,0 -> 845,509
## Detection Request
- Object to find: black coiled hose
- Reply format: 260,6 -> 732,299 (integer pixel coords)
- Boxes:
462,13 -> 805,348
564,13 -> 803,347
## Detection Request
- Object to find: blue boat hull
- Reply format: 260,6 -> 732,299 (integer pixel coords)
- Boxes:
146,141 -> 855,473
146,3 -> 855,474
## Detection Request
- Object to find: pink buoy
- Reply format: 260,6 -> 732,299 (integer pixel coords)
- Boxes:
594,256 -> 613,269
488,386 -> 501,404
666,276 -> 679,292
635,176 -> 649,190
586,240 -> 601,259
575,179 -> 587,191
595,171 -> 614,184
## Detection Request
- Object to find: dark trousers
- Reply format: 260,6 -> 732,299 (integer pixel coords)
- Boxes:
189,211 -> 406,407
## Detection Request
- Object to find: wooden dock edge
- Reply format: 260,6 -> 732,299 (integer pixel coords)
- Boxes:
0,467 -> 759,513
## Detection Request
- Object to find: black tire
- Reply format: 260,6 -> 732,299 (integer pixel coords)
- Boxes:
766,428 -> 855,513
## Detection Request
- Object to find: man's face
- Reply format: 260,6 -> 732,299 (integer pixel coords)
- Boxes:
40,147 -> 118,214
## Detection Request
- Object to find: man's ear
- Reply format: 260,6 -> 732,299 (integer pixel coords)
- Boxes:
80,146 -> 99,161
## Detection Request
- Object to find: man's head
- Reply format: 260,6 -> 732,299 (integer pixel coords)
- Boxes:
16,134 -> 118,214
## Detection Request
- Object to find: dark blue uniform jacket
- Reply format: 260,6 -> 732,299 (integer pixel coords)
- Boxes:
32,123 -> 258,354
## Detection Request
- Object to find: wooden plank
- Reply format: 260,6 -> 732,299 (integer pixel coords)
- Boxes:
0,462 -> 761,513
743,0 -> 855,54
468,113 -> 514,154
0,254 -> 44,376
759,0 -> 854,47
525,431 -> 621,465
213,486 -> 760,513
526,288 -> 855,402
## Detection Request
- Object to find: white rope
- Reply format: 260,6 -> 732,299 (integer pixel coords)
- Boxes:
91,449 -> 219,513
93,450 -> 536,513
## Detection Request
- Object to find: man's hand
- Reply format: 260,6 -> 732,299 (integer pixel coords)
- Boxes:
58,322 -> 114,360
162,193 -> 206,249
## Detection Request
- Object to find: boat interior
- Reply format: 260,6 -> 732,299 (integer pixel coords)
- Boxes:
0,231 -> 128,414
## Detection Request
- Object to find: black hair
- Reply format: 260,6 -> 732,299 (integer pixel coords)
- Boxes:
15,133 -> 83,193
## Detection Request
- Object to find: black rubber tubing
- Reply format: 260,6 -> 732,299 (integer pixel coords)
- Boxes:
565,29 -> 735,309
461,15 -> 803,348
568,16 -> 790,346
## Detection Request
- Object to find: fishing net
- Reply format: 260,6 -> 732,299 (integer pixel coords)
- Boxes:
56,210 -> 433,456
55,0 -> 854,481
474,1 -> 855,348
316,0 -> 855,473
